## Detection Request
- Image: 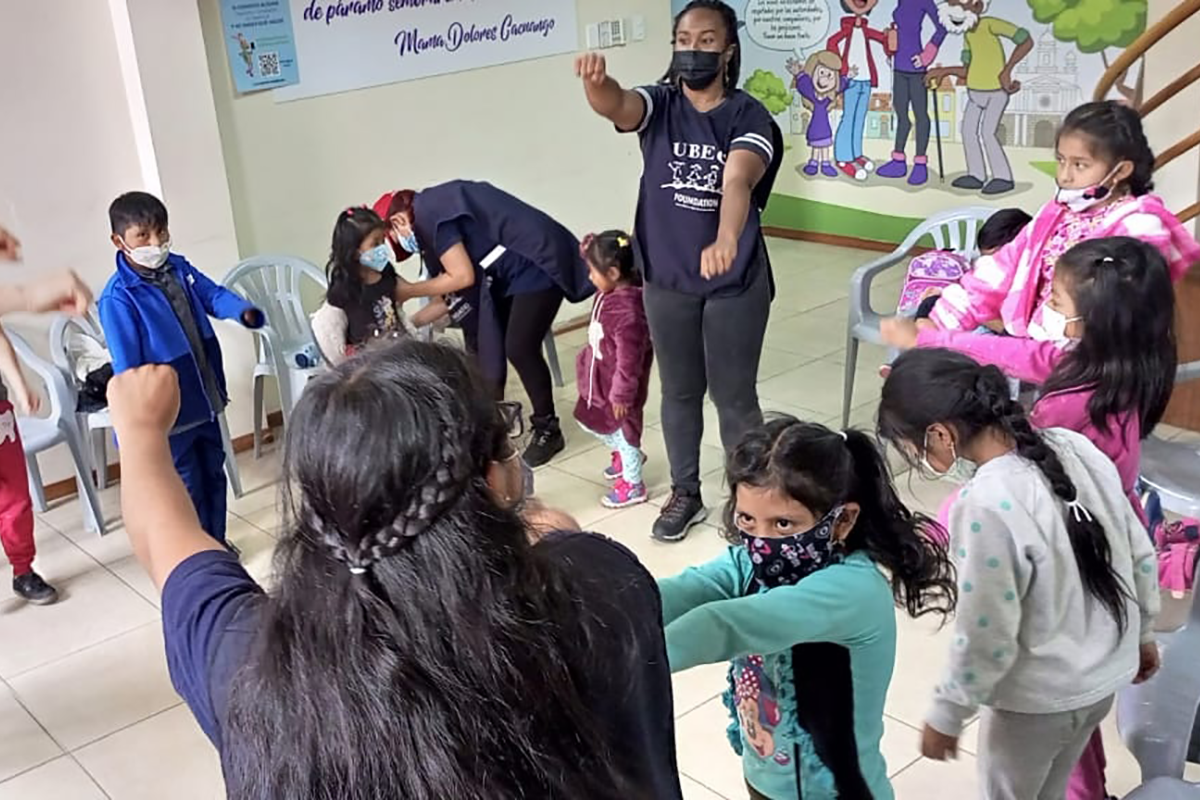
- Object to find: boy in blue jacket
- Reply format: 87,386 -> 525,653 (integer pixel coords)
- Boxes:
98,192 -> 263,548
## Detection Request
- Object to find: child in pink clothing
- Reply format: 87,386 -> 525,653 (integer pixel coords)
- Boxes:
574,231 -> 654,510
888,235 -> 1178,800
919,101 -> 1199,339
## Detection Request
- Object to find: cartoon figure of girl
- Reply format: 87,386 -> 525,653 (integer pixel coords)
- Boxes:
788,52 -> 852,177
234,33 -> 255,77
734,656 -> 784,760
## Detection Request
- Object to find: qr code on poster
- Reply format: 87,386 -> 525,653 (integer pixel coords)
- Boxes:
257,51 -> 281,78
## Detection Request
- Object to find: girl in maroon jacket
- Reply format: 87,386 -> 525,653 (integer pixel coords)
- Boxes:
575,231 -> 655,509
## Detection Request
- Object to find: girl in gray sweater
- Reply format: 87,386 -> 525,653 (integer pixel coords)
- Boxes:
877,348 -> 1161,800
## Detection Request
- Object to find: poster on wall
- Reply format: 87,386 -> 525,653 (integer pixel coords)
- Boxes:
669,0 -> 1146,242
220,0 -> 301,93
273,0 -> 578,102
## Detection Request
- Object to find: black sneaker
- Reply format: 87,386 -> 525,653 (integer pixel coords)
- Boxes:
12,572 -> 59,605
652,491 -> 707,542
523,421 -> 565,468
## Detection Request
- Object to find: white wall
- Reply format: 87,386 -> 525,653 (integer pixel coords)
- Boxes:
0,0 -> 266,486
0,1 -> 145,486
196,0 -> 674,321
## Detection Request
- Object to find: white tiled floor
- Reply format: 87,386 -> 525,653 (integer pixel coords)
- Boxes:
1,238 -> 1194,798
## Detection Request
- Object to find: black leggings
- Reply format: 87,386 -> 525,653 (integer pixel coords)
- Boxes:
493,285 -> 564,422
893,70 -> 931,156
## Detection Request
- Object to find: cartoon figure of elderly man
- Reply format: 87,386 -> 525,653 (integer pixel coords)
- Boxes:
926,0 -> 1033,195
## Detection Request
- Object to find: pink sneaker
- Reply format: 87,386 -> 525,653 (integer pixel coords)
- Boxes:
603,451 -> 647,482
603,451 -> 623,481
602,479 -> 648,509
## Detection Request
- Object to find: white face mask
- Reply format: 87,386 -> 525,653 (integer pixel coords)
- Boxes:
919,430 -> 978,484
1055,165 -> 1119,213
1038,305 -> 1082,343
124,239 -> 171,270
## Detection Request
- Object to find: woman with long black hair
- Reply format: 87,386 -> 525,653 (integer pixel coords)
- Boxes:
107,340 -> 682,800
577,0 -> 783,543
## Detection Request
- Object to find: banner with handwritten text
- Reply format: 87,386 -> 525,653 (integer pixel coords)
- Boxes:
274,0 -> 577,102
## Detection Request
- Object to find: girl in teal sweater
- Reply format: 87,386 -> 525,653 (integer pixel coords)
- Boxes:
660,417 -> 957,799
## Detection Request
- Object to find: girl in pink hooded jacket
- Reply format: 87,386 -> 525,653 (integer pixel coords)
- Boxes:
575,231 -> 655,509
922,101 -> 1199,338
887,235 -> 1178,800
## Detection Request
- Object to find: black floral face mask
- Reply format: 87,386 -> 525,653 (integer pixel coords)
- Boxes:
739,506 -> 844,590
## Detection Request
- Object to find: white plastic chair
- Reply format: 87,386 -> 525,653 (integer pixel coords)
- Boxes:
9,331 -> 104,534
1139,360 -> 1200,518
842,206 -> 996,426
223,255 -> 325,458
47,314 -> 246,498
47,312 -> 112,489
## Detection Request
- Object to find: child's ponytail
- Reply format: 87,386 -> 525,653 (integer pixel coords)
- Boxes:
879,349 -> 1133,632
840,429 -> 957,619
724,416 -> 956,620
584,230 -> 641,286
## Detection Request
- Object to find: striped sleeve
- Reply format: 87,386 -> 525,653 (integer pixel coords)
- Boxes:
631,85 -> 667,134
728,96 -> 775,166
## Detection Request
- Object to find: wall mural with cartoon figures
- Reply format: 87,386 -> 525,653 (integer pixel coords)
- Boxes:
670,0 -> 1146,243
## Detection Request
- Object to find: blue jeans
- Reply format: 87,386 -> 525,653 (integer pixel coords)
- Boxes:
834,79 -> 872,163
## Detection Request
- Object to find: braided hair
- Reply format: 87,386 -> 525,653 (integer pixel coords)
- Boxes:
878,348 -> 1132,632
224,340 -> 635,800
662,0 -> 743,93
1042,236 -> 1177,436
1057,100 -> 1155,196
724,416 -> 957,619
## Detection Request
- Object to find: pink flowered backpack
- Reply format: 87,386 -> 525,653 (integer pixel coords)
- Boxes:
1155,517 -> 1200,597
897,250 -> 972,315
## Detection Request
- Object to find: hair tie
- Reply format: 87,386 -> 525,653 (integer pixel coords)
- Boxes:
1101,256 -> 1114,263
1066,499 -> 1093,523
616,235 -> 629,248
348,565 -> 367,575
838,430 -> 848,441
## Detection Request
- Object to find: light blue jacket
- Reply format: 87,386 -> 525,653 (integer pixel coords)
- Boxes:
661,549 -> 898,800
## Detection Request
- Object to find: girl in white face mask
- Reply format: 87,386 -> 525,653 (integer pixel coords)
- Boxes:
879,347 -> 1162,800
880,100 -> 1199,346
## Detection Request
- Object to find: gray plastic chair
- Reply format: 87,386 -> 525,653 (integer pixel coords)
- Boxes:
9,331 -> 104,534
1139,360 -> 1200,518
841,205 -> 996,426
1117,578 -> 1200,795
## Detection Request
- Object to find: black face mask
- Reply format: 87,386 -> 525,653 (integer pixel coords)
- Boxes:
671,49 -> 724,91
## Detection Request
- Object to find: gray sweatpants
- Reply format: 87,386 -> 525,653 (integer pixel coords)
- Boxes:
977,695 -> 1113,800
962,88 -> 1013,183
642,252 -> 771,495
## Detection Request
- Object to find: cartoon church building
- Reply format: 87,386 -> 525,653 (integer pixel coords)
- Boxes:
998,29 -> 1085,148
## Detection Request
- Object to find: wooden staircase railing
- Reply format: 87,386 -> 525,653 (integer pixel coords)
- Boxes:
1094,0 -> 1200,223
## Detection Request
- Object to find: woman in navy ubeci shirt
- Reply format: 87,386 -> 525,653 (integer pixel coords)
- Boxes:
375,180 -> 594,467
578,0 -> 783,543
108,340 -> 683,800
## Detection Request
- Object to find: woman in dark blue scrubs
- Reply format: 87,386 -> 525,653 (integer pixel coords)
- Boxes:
376,181 -> 593,467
